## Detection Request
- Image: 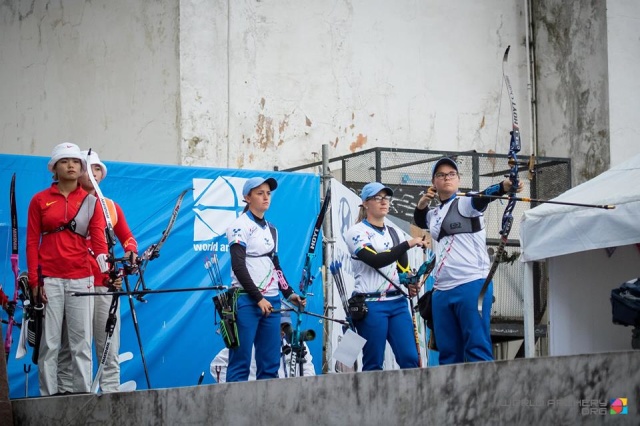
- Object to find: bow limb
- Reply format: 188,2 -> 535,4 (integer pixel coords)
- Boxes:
4,174 -> 19,360
138,188 -> 190,265
477,46 -> 522,316
133,188 -> 191,294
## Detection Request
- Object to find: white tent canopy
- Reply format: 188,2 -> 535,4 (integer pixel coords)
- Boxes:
520,153 -> 640,262
519,153 -> 640,356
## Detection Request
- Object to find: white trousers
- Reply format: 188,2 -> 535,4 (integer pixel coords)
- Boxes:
92,286 -> 121,392
39,277 -> 94,396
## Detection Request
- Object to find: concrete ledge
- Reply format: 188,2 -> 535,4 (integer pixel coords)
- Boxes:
12,351 -> 639,425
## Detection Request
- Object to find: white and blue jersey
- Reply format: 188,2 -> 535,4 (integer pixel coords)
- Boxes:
426,195 -> 490,290
227,211 -> 279,298
344,220 -> 406,300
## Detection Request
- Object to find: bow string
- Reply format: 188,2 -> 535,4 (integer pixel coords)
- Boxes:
477,46 -> 521,315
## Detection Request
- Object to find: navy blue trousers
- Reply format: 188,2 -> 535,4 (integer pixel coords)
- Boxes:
354,297 -> 419,371
432,279 -> 493,365
227,294 -> 281,382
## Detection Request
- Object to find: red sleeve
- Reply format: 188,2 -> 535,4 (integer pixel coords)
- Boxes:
89,196 -> 109,256
0,289 -> 8,306
114,202 -> 138,253
26,192 -> 43,287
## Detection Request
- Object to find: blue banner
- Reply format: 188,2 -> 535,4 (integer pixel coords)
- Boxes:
0,154 -> 322,397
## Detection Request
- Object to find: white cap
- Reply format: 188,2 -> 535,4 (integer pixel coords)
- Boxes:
81,150 -> 108,179
47,143 -> 87,173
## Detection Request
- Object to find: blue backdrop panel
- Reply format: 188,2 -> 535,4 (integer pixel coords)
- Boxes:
0,154 -> 322,398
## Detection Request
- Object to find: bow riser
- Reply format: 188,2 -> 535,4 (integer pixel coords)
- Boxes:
477,45 -> 521,315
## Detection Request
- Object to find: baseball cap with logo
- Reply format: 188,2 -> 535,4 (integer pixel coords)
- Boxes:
47,142 -> 87,173
360,182 -> 393,202
242,177 -> 278,197
431,157 -> 459,180
81,150 -> 108,179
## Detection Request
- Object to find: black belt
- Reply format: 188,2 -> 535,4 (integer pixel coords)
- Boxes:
358,290 -> 403,299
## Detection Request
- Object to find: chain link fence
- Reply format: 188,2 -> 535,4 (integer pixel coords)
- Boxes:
287,148 -> 571,342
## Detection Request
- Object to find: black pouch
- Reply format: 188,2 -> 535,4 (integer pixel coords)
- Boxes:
416,289 -> 434,329
213,288 -> 240,349
27,303 -> 45,348
611,279 -> 640,327
30,303 -> 45,363
348,294 -> 368,321
219,313 -> 239,349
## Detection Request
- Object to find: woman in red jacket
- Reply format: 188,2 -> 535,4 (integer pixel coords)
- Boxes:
26,142 -> 109,395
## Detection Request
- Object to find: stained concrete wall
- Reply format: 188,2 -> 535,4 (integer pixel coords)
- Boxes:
10,351 -> 640,425
532,0 -> 610,185
178,0 -> 531,171
1,1 -> 639,179
531,0 -> 640,183
1,0 -> 531,170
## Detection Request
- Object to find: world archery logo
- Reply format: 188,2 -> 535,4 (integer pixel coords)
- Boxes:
192,177 -> 247,252
609,398 -> 627,415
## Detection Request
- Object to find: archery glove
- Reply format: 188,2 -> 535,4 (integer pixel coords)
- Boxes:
96,253 -> 110,274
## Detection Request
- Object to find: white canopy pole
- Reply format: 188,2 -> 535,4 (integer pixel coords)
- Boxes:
523,261 -> 536,357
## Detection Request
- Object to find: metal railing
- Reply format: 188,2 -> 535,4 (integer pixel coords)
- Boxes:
286,147 -> 571,335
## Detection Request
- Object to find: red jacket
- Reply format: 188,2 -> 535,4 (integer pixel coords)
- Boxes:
89,198 -> 138,287
26,183 -> 108,287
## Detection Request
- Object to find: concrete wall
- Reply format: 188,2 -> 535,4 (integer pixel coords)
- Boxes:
188,0 -> 530,171
607,0 -> 640,167
1,0 -> 531,170
11,351 -> 640,425
179,0 -> 230,168
0,0 -> 181,164
532,0 -> 610,185
2,1 -> 640,180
